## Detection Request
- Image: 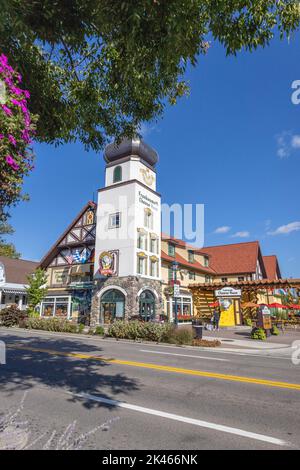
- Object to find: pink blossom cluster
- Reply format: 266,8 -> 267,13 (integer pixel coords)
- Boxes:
0,53 -> 34,172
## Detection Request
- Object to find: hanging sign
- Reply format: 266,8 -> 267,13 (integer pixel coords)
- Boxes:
98,250 -> 118,276
215,287 -> 242,297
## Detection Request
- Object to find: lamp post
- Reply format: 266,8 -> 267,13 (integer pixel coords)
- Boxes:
171,261 -> 179,326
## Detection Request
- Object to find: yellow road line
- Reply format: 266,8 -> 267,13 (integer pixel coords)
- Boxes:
7,344 -> 300,391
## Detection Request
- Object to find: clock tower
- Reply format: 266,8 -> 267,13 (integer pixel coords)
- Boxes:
91,137 -> 162,325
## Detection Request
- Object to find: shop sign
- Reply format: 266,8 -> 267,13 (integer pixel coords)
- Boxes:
69,281 -> 94,289
98,250 -> 118,276
215,287 -> 241,297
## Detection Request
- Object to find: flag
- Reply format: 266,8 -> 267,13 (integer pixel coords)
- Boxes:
80,247 -> 91,263
66,254 -> 73,265
73,249 -> 82,263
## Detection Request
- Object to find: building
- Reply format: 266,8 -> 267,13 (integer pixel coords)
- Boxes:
0,256 -> 39,310
38,137 -> 283,326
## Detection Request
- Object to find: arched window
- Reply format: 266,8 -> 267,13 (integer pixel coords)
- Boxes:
113,166 -> 122,183
100,289 -> 125,323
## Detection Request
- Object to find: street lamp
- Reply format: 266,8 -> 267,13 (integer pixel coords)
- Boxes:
171,261 -> 179,326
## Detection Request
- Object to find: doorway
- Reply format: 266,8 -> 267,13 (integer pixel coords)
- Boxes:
100,289 -> 125,324
139,290 -> 155,322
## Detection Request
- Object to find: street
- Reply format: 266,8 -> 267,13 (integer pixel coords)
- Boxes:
0,328 -> 300,450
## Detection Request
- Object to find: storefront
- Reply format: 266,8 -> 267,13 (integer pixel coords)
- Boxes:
166,290 -> 193,324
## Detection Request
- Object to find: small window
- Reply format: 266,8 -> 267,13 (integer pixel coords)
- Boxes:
144,208 -> 153,229
109,212 -> 121,228
221,277 -> 228,283
150,259 -> 158,277
150,235 -> 157,253
238,276 -> 245,282
137,255 -> 147,275
188,250 -> 194,263
205,275 -> 212,283
168,243 -> 175,257
113,166 -> 122,183
188,271 -> 196,280
204,256 -> 209,267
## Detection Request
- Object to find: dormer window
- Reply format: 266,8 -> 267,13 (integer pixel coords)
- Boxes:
204,256 -> 209,267
168,243 -> 175,257
188,250 -> 194,263
113,166 -> 122,183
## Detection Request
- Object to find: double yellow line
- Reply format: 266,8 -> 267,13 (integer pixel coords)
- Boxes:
7,343 -> 300,391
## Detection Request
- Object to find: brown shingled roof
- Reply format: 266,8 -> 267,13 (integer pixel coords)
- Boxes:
263,255 -> 282,280
201,241 -> 266,276
0,256 -> 38,284
161,250 -> 216,275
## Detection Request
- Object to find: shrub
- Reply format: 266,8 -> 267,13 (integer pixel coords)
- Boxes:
24,317 -> 78,333
271,325 -> 280,336
0,304 -> 27,327
251,327 -> 266,341
107,320 -> 172,342
94,326 -> 105,336
244,318 -> 252,327
77,323 -> 85,334
162,326 -> 193,345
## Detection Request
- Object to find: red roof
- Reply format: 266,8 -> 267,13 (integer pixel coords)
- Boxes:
161,250 -> 216,275
263,255 -> 281,281
200,241 -> 265,276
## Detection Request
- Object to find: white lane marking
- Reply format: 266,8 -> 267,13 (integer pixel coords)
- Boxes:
73,392 -> 289,447
139,349 -> 229,362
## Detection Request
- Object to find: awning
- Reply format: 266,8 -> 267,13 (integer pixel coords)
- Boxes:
2,288 -> 26,294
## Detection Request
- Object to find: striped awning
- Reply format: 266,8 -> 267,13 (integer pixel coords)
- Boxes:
2,288 -> 26,294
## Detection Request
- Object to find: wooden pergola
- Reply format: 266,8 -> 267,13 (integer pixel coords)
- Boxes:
189,278 -> 300,322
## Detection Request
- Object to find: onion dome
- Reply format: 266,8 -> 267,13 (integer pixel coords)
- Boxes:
104,137 -> 158,167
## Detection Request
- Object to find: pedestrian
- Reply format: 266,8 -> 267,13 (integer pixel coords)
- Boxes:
213,308 -> 220,331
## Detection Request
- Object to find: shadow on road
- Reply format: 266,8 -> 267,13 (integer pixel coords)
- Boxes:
0,332 -> 140,410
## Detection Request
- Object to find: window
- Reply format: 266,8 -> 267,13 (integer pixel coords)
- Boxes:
188,250 -> 194,263
137,254 -> 147,275
221,277 -> 228,283
150,235 -> 158,253
168,267 -> 173,281
188,271 -> 196,280
113,166 -> 122,183
205,275 -> 212,283
109,212 -> 121,228
41,296 -> 71,318
137,231 -> 147,250
168,243 -> 175,257
238,276 -> 245,282
204,256 -> 209,267
150,258 -> 158,277
144,208 -> 153,229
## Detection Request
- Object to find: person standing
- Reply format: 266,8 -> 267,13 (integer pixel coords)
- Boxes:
213,308 -> 220,331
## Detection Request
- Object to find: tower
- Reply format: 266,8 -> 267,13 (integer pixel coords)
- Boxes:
91,137 -> 162,325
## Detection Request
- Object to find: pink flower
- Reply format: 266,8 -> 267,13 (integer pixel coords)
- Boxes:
1,104 -> 12,116
8,134 -> 17,146
0,134 -> 4,140
6,155 -> 19,170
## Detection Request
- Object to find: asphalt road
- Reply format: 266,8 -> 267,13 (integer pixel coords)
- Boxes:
0,328 -> 300,450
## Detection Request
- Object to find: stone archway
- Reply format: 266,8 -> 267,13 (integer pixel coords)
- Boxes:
100,288 -> 125,324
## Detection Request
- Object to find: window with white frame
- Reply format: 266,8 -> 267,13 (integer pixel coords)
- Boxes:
150,234 -> 158,253
150,257 -> 158,277
109,212 -> 121,228
41,296 -> 71,318
137,254 -> 147,275
137,230 -> 147,250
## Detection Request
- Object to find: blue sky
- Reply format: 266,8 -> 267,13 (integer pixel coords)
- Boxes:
7,32 -> 300,278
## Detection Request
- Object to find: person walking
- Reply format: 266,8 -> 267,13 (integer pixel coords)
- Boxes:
213,308 -> 220,331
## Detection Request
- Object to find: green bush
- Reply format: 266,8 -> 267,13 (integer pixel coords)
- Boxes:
0,305 -> 27,327
107,320 -> 172,342
24,317 -> 78,333
77,323 -> 85,334
162,326 -> 193,345
244,318 -> 252,327
271,325 -> 280,336
94,326 -> 105,336
251,327 -> 266,341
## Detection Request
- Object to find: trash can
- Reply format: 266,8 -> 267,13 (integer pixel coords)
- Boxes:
192,320 -> 203,339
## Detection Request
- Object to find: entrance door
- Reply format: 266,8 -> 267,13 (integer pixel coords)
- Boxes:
234,299 -> 242,325
100,289 -> 125,324
139,290 -> 155,322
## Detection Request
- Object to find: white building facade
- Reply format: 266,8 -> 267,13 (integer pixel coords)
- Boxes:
91,138 -> 163,325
